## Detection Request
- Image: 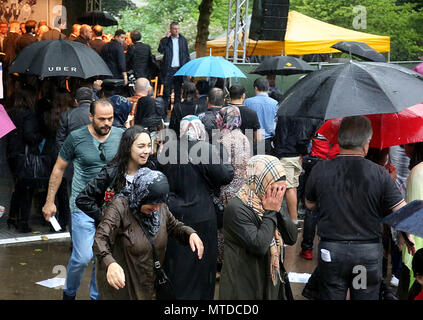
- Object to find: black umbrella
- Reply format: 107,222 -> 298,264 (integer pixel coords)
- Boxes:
250,56 -> 315,75
278,60 -> 423,120
331,41 -> 386,62
77,10 -> 118,27
9,40 -> 113,79
382,200 -> 423,239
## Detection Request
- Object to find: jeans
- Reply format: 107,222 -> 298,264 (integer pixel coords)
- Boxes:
318,241 -> 382,300
64,211 -> 98,300
301,209 -> 320,251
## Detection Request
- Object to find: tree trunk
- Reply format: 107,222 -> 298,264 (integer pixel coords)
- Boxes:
195,0 -> 214,58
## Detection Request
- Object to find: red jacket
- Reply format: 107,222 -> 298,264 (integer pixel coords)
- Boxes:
310,134 -> 340,160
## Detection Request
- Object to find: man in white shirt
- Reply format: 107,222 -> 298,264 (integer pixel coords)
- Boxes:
158,21 -> 190,113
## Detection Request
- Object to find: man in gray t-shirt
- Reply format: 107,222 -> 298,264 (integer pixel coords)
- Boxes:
42,99 -> 123,300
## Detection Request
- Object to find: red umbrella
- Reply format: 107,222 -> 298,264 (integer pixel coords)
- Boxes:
316,103 -> 423,149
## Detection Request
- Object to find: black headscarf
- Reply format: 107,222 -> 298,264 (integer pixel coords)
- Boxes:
127,168 -> 169,236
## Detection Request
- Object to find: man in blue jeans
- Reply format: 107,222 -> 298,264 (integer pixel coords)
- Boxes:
42,99 -> 123,300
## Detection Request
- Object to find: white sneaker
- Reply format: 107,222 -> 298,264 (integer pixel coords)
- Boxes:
390,275 -> 399,287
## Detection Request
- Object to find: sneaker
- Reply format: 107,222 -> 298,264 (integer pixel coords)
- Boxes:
300,249 -> 313,260
390,275 -> 399,287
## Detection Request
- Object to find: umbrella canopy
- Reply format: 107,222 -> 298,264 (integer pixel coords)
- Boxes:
250,56 -> 315,75
413,62 -> 423,75
278,61 -> 423,120
316,103 -> 423,149
331,41 -> 386,62
174,56 -> 246,78
382,200 -> 423,239
77,10 -> 118,26
9,40 -> 113,79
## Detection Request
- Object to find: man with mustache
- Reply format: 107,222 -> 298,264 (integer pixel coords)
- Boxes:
42,99 -> 124,300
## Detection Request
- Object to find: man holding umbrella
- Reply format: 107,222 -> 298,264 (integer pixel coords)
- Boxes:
305,116 -> 416,300
158,21 -> 190,112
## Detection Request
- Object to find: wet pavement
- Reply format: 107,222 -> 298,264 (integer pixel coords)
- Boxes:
0,229 -> 319,300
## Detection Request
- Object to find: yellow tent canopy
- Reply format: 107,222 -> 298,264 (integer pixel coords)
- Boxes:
207,10 -> 390,57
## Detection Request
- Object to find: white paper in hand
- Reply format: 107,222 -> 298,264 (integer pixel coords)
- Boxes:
50,216 -> 62,231
320,249 -> 332,262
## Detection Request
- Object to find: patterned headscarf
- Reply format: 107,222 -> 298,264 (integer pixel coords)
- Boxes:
237,155 -> 286,286
220,106 -> 242,135
179,115 -> 207,141
127,167 -> 169,236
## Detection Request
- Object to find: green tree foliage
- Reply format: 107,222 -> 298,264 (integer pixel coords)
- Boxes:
103,0 -> 228,55
102,0 -> 137,17
290,0 -> 423,61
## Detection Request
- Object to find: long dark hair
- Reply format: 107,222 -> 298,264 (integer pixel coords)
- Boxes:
409,142 -> 423,170
9,85 -> 37,112
111,126 -> 151,191
44,90 -> 73,135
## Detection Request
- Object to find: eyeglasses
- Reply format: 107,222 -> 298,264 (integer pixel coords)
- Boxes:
98,143 -> 106,161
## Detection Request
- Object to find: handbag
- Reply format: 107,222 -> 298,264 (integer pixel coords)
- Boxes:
138,221 -> 176,300
18,143 -> 53,188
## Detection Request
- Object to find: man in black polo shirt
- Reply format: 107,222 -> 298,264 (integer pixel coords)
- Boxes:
305,116 -> 416,300
227,84 -> 261,154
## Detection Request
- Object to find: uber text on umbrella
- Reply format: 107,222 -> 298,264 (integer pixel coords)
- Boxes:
48,67 -> 77,72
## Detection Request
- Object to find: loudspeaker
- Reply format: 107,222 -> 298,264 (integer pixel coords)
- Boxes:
249,0 -> 290,41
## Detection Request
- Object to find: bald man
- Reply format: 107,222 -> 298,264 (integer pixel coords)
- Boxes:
40,24 -> 67,41
38,25 -> 49,40
128,77 -> 152,125
69,24 -> 81,41
74,24 -> 92,45
133,78 -> 163,131
89,25 -> 105,55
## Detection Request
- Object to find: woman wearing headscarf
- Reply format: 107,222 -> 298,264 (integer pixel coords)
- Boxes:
217,106 -> 251,272
93,167 -> 204,300
157,115 -> 234,299
219,155 -> 298,300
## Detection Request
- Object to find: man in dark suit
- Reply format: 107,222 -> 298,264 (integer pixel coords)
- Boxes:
158,21 -> 190,111
89,25 -> 105,55
126,30 -> 157,80
16,20 -> 37,55
40,23 -> 67,41
68,24 -> 81,41
101,29 -> 128,86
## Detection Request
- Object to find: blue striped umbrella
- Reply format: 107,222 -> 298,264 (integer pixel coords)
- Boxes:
174,56 -> 246,78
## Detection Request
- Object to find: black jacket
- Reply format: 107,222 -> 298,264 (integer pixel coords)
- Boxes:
133,96 -> 163,130
126,42 -> 158,79
273,116 -> 322,158
55,102 -> 91,153
76,158 -> 158,224
101,40 -> 126,79
157,34 -> 190,76
5,108 -> 43,175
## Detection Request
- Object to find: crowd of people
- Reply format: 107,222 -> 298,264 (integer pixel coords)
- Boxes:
1,18 -> 423,301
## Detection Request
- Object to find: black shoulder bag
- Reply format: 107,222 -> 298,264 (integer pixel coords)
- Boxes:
138,221 -> 176,300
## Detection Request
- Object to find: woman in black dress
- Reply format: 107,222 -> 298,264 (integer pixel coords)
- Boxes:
158,115 -> 234,299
